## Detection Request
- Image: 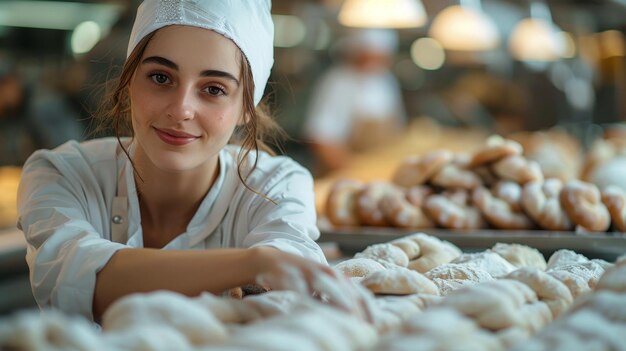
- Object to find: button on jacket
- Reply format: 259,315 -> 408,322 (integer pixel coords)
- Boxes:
17,138 -> 325,320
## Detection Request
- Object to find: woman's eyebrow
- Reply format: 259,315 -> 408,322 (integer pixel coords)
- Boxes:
142,55 -> 239,86
142,55 -> 178,70
200,70 -> 239,86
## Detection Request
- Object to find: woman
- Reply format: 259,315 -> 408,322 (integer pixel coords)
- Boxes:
17,0 -> 371,322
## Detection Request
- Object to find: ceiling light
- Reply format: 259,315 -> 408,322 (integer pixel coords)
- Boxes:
338,0 -> 427,29
509,1 -> 564,61
411,37 -> 446,70
429,0 -> 500,51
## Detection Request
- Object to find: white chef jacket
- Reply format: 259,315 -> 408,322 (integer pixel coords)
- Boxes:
304,65 -> 406,144
17,137 -> 325,320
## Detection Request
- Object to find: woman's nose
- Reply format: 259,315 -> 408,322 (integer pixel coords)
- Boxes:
166,86 -> 196,121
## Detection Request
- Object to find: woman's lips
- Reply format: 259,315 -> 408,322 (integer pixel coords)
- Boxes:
153,127 -> 199,146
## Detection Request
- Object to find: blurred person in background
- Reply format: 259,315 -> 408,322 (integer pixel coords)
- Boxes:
303,28 -> 406,176
0,63 -> 36,165
0,59 -> 85,166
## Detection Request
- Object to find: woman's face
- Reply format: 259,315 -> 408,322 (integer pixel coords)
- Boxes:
129,25 -> 244,173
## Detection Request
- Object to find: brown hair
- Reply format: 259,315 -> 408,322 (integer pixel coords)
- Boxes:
91,31 -> 285,201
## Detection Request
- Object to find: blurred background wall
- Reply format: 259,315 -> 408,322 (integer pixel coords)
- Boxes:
0,0 -> 624,170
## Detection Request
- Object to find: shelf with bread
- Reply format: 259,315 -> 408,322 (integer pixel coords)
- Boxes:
315,120 -> 626,260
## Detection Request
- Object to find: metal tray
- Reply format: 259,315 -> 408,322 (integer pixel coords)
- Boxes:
318,226 -> 626,261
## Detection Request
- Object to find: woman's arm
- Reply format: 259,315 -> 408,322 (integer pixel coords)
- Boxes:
93,246 -> 368,321
93,247 -> 266,320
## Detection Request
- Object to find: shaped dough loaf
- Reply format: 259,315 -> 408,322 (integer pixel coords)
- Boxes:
102,291 -> 227,346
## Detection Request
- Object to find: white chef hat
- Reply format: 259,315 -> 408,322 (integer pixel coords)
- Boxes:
127,0 -> 274,105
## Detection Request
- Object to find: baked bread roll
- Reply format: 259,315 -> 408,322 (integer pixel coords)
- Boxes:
102,291 -> 227,346
439,279 -> 539,331
510,300 -> 626,351
568,290 -> 626,324
380,189 -> 434,228
405,185 -> 435,208
489,243 -> 547,270
595,259 -> 626,293
601,185 -> 626,232
355,243 -> 410,268
495,327 -> 531,350
392,150 -> 453,187
361,267 -> 440,296
472,186 -> 535,230
429,278 -> 480,296
589,156 -> 626,193
356,181 -> 401,226
581,138 -> 621,182
505,267 -> 573,318
193,292 -> 252,324
333,258 -> 386,278
517,301 -> 553,333
547,261 -> 607,299
374,295 -> 426,319
425,263 -> 495,282
402,292 -> 443,309
450,252 -> 517,278
521,179 -> 573,231
492,180 -> 524,212
430,163 -> 483,189
425,263 -> 495,295
492,155 -> 544,185
380,308 -> 502,351
423,191 -> 485,229
370,295 -> 426,332
0,310 -> 102,351
469,135 -> 523,168
546,249 -> 589,270
404,233 -> 462,273
389,237 -> 421,260
473,165 -> 499,186
325,179 -> 363,226
559,180 -> 610,232
228,303 -> 379,351
103,325 -> 192,351
237,291 -> 306,321
510,130 -> 582,182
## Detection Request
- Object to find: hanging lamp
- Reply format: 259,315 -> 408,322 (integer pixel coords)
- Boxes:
429,0 -> 500,51
338,0 -> 427,28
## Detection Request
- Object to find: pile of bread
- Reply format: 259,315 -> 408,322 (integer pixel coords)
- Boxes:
326,134 -> 626,232
2,233 -> 625,351
337,233 -> 625,350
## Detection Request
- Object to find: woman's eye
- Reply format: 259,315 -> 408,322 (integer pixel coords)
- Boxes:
206,86 -> 225,96
150,73 -> 170,85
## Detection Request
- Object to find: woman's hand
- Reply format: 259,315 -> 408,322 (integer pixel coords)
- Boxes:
250,247 -> 375,322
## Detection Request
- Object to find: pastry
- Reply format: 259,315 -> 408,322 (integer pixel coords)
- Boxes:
491,155 -> 544,184
361,267 -> 440,296
325,179 -> 363,226
472,186 -> 535,229
559,180 -> 610,232
469,135 -> 523,168
333,258 -> 386,278
392,150 -> 453,187
521,179 -> 573,231
423,191 -> 485,229
489,243 -> 547,270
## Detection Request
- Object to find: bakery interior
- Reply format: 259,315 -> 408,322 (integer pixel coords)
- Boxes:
1,0 -> 626,349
